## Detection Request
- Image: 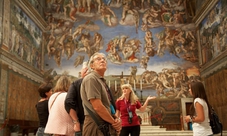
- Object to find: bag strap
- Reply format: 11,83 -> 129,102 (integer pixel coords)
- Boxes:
84,105 -> 101,126
50,92 -> 62,110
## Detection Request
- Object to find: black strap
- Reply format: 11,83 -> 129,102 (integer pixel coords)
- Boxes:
84,105 -> 101,126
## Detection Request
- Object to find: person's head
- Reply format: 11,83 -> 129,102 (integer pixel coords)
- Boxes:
189,81 -> 207,99
54,75 -> 71,93
38,82 -> 53,99
189,81 -> 210,116
88,52 -> 107,76
119,83 -> 139,104
189,81 -> 210,107
81,61 -> 88,78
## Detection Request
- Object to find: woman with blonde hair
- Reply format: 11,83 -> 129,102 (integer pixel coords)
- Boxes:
45,76 -> 75,136
115,84 -> 156,136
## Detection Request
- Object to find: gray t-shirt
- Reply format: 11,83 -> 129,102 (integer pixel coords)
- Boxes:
81,71 -> 111,123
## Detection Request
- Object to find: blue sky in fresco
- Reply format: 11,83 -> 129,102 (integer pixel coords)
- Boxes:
44,6 -> 190,77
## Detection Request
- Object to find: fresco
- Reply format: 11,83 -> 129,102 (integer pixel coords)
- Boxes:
199,0 -> 227,64
9,1 -> 43,70
27,0 -> 45,18
43,0 -> 200,99
195,0 -> 208,14
0,0 -> 2,44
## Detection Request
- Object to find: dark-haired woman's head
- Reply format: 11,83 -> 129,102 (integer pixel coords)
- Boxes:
189,81 -> 208,102
38,82 -> 53,98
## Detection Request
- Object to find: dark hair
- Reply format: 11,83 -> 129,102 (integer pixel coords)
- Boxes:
189,81 -> 210,116
38,82 -> 53,98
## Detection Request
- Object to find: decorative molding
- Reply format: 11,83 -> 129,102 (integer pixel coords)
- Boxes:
193,0 -> 219,26
181,98 -> 193,130
15,0 -> 48,32
200,50 -> 227,78
0,50 -> 44,83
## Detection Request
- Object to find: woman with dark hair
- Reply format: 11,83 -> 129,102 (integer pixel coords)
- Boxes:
184,81 -> 213,136
36,82 -> 53,136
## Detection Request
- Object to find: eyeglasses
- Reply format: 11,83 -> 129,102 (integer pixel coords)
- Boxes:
93,57 -> 106,62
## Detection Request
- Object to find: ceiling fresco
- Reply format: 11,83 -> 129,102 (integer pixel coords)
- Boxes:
27,0 -> 201,98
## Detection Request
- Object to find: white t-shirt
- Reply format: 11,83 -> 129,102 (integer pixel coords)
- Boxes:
192,98 -> 213,136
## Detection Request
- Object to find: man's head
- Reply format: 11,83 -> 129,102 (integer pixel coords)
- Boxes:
88,52 -> 107,76
81,61 -> 88,78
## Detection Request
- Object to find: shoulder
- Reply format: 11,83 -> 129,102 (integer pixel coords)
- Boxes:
194,98 -> 206,105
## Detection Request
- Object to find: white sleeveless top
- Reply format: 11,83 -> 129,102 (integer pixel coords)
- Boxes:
192,98 -> 213,136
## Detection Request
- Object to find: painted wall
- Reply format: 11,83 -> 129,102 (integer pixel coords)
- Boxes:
199,0 -> 227,64
42,0 -> 201,99
9,1 -> 43,70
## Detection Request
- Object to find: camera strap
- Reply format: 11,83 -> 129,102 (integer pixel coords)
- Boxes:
124,99 -> 132,114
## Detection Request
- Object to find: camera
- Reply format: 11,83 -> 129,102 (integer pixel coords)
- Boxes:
128,111 -> 133,124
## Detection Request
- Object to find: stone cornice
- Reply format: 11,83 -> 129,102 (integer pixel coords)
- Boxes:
200,50 -> 227,78
15,0 -> 48,32
0,49 -> 44,83
193,0 -> 219,26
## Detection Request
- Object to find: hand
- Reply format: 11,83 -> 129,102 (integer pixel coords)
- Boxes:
184,115 -> 191,123
112,118 -> 122,133
73,122 -> 81,132
146,95 -> 156,101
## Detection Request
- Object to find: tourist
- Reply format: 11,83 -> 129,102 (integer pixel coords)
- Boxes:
115,83 -> 156,136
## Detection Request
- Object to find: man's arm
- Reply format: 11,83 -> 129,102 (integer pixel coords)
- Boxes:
90,99 -> 121,133
65,82 -> 81,132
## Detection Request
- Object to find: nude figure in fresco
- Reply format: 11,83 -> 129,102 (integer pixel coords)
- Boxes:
64,35 -> 75,60
72,26 -> 84,40
54,49 -> 62,67
10,25 -> 17,52
100,4 -> 117,26
119,35 -> 129,51
144,30 -> 156,57
93,32 -> 102,52
64,0 -> 77,21
47,33 -> 56,59
58,32 -> 69,56
140,55 -> 149,70
120,0 -> 139,33
172,10 -> 185,24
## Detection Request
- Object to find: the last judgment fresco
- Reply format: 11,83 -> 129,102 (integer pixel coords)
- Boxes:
33,0 -> 203,99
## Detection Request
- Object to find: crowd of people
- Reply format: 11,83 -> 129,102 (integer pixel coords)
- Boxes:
36,52 -> 213,136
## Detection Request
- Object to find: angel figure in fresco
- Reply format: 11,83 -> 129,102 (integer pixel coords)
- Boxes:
119,35 -> 129,51
100,4 -> 117,26
129,66 -> 137,83
156,32 -> 166,57
172,10 -> 185,24
54,49 -> 62,67
64,35 -> 75,60
175,83 -> 188,98
174,29 -> 186,45
72,26 -> 85,40
144,30 -> 156,57
52,0 -> 63,13
122,46 -> 138,62
74,55 -> 85,68
47,33 -> 56,59
164,28 -> 179,58
93,32 -> 103,52
120,0 -> 140,33
160,2 -> 173,23
142,5 -> 161,30
58,32 -> 70,57
106,38 -> 122,64
78,33 -> 90,51
64,0 -> 77,21
140,55 -> 149,70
